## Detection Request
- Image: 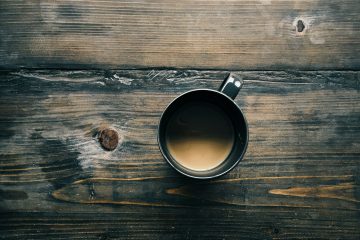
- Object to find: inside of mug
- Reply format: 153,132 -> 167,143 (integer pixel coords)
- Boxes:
158,90 -> 248,179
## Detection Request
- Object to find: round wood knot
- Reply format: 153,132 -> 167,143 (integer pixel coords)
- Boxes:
297,20 -> 305,32
98,128 -> 119,151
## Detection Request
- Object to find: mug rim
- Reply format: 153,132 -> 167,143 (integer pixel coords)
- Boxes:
157,88 -> 249,179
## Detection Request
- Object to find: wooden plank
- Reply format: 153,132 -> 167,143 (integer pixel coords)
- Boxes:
0,70 -> 359,239
0,0 -> 359,70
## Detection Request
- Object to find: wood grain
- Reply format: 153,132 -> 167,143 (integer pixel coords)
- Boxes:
0,0 -> 359,70
0,70 -> 359,239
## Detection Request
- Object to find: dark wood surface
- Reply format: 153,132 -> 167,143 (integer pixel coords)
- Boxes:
0,70 -> 359,239
0,0 -> 359,70
1,0 -> 360,239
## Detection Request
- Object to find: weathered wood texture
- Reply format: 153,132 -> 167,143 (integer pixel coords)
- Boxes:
0,0 -> 359,70
0,70 -> 359,239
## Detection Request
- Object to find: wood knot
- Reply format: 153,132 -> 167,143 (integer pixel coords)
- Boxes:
297,20 -> 305,32
272,227 -> 280,235
98,128 -> 119,151
266,226 -> 280,236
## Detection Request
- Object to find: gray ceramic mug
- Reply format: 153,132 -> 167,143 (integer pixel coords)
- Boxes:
158,73 -> 248,179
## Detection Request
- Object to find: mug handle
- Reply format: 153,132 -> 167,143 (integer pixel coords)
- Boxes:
218,72 -> 244,100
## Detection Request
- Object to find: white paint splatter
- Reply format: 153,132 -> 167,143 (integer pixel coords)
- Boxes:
13,72 -> 102,83
113,74 -> 133,85
95,81 -> 106,86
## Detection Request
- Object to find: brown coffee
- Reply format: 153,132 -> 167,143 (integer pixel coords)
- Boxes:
165,102 -> 234,171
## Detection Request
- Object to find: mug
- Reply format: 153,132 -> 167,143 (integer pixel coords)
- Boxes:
158,73 -> 248,179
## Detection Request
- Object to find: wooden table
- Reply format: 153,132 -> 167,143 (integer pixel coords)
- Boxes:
0,1 -> 359,239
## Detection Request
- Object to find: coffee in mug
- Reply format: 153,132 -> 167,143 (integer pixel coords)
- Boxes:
165,101 -> 234,171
